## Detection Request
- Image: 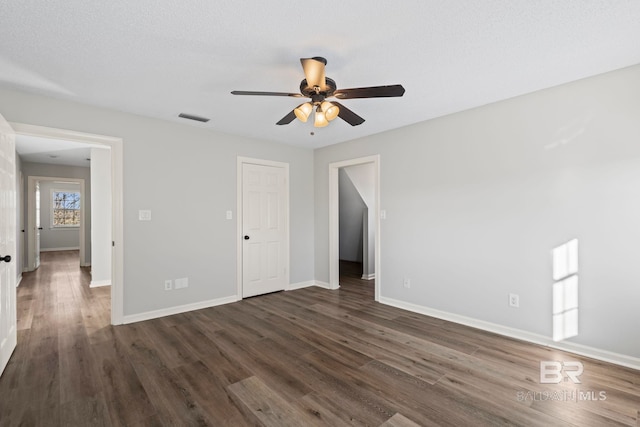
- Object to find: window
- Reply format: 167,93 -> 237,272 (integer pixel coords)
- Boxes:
52,190 -> 81,227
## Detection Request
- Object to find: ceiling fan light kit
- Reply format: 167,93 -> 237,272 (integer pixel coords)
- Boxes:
294,102 -> 313,122
314,106 -> 329,128
231,57 -> 405,128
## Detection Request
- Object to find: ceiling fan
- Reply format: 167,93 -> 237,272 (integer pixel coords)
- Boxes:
231,57 -> 405,127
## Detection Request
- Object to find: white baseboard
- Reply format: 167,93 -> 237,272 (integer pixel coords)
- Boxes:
81,262 -> 91,267
287,280 -> 316,291
16,274 -> 22,287
313,280 -> 334,290
122,295 -> 239,325
379,296 -> 640,372
90,280 -> 111,288
40,246 -> 79,252
361,273 -> 375,280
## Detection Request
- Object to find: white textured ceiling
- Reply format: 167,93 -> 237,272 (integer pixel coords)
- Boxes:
15,134 -> 93,167
1,1 -> 640,149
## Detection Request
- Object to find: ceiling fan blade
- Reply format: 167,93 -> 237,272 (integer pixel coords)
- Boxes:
276,110 -> 297,125
333,84 -> 405,99
231,90 -> 303,97
331,101 -> 365,126
300,57 -> 327,90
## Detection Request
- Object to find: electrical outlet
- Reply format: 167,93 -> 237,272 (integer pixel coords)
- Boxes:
175,277 -> 189,289
403,278 -> 411,289
164,280 -> 172,291
509,293 -> 520,308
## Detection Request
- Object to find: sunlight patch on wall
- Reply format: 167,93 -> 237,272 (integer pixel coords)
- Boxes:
552,239 -> 579,342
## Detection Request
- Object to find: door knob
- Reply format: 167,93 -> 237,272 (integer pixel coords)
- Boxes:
38,227 -> 43,230
0,255 -> 11,263
244,235 -> 250,240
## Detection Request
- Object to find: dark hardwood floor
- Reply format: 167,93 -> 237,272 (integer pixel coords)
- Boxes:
1,252 -> 639,426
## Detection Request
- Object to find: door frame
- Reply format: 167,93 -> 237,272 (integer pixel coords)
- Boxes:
329,155 -> 381,301
236,156 -> 290,299
27,175 -> 86,269
11,123 -> 124,325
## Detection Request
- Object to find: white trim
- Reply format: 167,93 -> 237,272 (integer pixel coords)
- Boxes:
379,296 -> 640,371
90,280 -> 111,288
287,280 -> 316,291
16,274 -> 22,287
313,280 -> 334,290
236,157 -> 290,300
12,122 -> 124,325
329,155 -> 381,300
361,273 -> 375,281
40,246 -> 79,252
122,295 -> 239,324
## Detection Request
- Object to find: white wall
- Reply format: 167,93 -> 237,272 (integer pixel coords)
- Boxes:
0,87 -> 315,317
90,147 -> 111,286
315,64 -> 640,360
20,162 -> 91,264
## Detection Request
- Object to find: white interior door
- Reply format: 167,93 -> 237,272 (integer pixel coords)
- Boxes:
0,113 -> 17,376
242,162 -> 288,298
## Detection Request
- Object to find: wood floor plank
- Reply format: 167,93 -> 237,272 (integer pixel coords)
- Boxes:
212,329 -> 314,401
130,358 -> 213,426
91,339 -> 157,426
228,376 -> 319,427
380,413 -> 424,427
136,321 -> 198,369
176,329 -> 253,387
172,360 -> 250,426
59,394 -> 112,427
300,350 -> 397,426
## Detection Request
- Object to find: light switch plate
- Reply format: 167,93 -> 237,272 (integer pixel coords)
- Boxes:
139,210 -> 152,221
226,210 -> 233,220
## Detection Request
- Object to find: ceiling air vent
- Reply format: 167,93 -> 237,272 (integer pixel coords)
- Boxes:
178,113 -> 210,123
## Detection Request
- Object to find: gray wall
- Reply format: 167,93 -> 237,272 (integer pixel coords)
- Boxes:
0,87 -> 315,316
20,162 -> 91,265
338,169 -> 364,262
344,163 -> 375,277
315,64 -> 640,358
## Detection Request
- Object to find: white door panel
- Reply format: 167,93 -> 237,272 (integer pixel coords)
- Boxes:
0,113 -> 17,377
242,162 -> 288,298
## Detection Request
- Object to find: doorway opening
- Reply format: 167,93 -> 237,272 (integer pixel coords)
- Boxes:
329,155 -> 380,301
12,123 -> 124,324
26,176 -> 86,272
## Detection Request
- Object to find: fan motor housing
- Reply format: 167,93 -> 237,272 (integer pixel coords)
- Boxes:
300,77 -> 337,100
